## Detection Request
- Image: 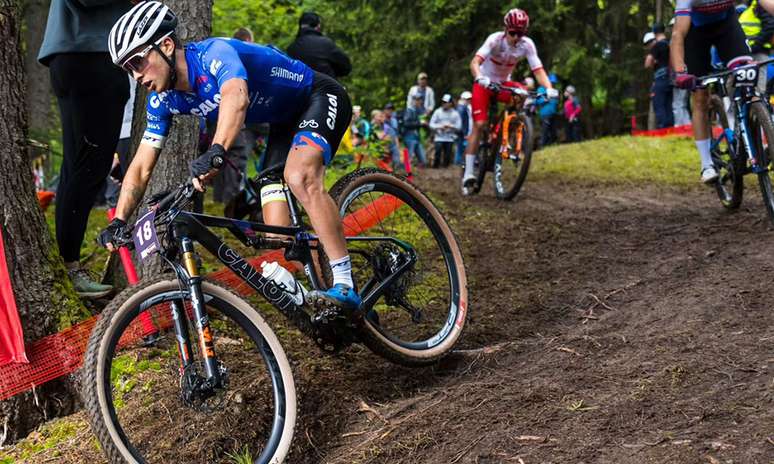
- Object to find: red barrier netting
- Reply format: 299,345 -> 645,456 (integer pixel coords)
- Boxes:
0,194 -> 404,401
632,123 -> 693,137
631,123 -> 724,139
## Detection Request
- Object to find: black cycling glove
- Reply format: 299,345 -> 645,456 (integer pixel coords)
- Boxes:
97,218 -> 128,249
190,143 -> 226,178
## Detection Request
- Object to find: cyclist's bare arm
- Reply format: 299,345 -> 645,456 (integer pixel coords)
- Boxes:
470,55 -> 484,79
534,68 -> 553,90
115,143 -> 161,222
211,78 -> 249,149
670,16 -> 691,72
761,0 -> 774,15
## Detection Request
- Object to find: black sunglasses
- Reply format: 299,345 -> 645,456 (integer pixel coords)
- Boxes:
507,30 -> 525,37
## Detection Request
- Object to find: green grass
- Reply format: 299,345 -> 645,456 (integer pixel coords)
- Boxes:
110,354 -> 163,409
0,418 -> 80,462
531,135 -> 699,188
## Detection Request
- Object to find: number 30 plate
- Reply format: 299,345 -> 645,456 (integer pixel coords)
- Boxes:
735,67 -> 758,87
133,210 -> 160,261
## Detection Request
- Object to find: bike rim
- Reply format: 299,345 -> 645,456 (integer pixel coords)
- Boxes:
96,290 -> 289,464
339,180 -> 461,350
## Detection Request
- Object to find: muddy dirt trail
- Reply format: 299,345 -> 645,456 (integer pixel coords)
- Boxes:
16,167 -> 774,464
314,168 -> 774,464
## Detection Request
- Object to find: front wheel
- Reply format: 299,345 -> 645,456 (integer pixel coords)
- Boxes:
748,101 -> 774,224
493,114 -> 533,200
329,169 -> 468,366
82,278 -> 297,464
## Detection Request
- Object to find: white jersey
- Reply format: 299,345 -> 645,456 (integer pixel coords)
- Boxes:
475,32 -> 543,84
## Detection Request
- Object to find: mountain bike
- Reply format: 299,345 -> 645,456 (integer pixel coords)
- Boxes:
467,83 -> 536,200
702,58 -> 774,224
82,165 -> 468,463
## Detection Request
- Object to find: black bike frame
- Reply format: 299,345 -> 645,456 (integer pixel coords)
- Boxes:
153,180 -> 416,383
705,60 -> 774,175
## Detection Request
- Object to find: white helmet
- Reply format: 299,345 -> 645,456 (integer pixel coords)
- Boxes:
108,1 -> 178,65
642,31 -> 656,46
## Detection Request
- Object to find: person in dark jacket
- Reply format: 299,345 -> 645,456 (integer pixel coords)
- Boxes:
38,0 -> 132,299
286,11 -> 352,80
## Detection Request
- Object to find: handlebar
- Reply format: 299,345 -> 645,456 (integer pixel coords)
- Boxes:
698,56 -> 774,86
487,82 -> 536,97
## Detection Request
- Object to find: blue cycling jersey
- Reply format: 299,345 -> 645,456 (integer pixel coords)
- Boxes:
142,38 -> 314,149
675,0 -> 735,27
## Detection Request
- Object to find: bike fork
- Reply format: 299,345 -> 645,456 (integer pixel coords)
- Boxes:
177,237 -> 222,385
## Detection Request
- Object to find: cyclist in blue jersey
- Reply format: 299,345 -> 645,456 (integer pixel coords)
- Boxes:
98,2 -> 360,311
671,0 -> 752,184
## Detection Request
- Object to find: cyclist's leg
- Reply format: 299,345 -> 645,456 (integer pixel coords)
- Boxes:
462,83 -> 491,185
685,23 -> 718,182
260,122 -> 295,238
282,72 -> 359,308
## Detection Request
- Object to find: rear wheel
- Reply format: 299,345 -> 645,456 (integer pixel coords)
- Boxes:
493,114 -> 533,200
748,101 -> 774,224
329,169 -> 468,366
708,95 -> 743,209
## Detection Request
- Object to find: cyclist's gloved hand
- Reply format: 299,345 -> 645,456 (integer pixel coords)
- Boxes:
190,143 -> 226,178
546,88 -> 559,99
97,218 -> 128,251
475,76 -> 491,89
674,72 -> 697,90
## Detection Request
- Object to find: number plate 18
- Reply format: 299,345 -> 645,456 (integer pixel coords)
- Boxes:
133,210 -> 160,261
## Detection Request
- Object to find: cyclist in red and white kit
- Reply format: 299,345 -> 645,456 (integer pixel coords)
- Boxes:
461,8 -> 558,195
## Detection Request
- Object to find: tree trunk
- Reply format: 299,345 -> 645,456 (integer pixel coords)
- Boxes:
656,0 -> 663,25
22,0 -> 52,139
0,0 -> 83,443
136,0 -> 213,278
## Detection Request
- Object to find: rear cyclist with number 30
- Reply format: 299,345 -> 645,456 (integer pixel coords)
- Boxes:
670,0 -> 755,184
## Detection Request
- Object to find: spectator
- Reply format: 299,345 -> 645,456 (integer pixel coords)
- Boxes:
212,26 -> 263,206
740,0 -> 774,94
668,19 -> 692,126
350,105 -> 371,147
644,27 -> 674,129
38,0 -> 131,299
370,110 -> 384,137
563,85 -> 582,143
403,94 -> 428,167
537,86 -> 559,147
455,90 -> 473,166
233,26 -> 253,42
382,102 -> 403,169
286,11 -> 352,80
406,72 -> 436,114
429,94 -> 463,168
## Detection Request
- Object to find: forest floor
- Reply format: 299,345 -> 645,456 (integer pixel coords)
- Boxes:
3,136 -> 773,464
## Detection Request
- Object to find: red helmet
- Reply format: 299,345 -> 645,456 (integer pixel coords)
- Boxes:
504,8 -> 529,35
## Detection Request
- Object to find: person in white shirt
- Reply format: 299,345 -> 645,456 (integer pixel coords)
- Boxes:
406,72 -> 436,114
430,94 -> 463,168
461,8 -> 558,195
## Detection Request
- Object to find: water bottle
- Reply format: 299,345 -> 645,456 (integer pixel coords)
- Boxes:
260,261 -> 307,305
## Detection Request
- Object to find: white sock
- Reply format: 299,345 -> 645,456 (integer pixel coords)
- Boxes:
696,139 -> 713,170
330,255 -> 354,288
464,154 -> 476,179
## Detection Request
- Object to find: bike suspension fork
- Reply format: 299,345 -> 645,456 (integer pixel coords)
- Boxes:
180,237 -> 221,385
737,103 -> 760,168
